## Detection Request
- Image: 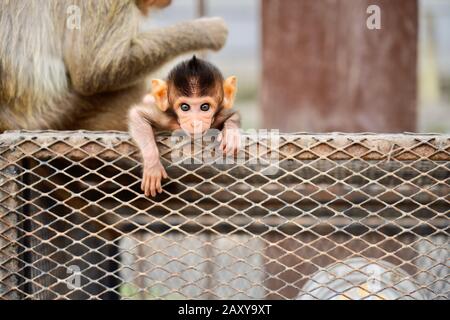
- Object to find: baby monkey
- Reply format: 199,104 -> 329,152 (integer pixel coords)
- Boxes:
129,56 -> 240,197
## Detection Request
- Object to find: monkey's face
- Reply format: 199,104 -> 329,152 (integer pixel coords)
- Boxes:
150,57 -> 237,136
173,96 -> 218,135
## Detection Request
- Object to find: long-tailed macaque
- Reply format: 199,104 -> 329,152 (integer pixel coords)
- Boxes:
129,56 -> 240,197
0,0 -> 228,131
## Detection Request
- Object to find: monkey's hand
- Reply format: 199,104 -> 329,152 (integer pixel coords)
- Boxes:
194,17 -> 229,51
218,127 -> 241,156
141,158 -> 168,197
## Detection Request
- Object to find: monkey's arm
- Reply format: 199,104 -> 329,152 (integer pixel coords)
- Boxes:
223,111 -> 241,130
128,105 -> 171,197
128,106 -> 159,161
216,111 -> 241,155
213,110 -> 241,130
66,14 -> 228,95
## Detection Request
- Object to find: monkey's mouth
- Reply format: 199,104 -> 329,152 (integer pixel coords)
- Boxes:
181,122 -> 210,136
183,129 -> 208,137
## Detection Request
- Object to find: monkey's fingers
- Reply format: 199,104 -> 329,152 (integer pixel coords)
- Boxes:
233,134 -> 242,154
226,132 -> 237,154
162,168 -> 169,180
143,175 -> 151,197
150,176 -> 158,197
220,134 -> 228,151
223,134 -> 239,156
142,172 -> 149,193
156,177 -> 163,194
141,173 -> 146,191
145,183 -> 151,197
225,141 -> 236,156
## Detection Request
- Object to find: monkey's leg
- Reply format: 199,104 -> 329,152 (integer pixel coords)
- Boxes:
71,84 -> 147,131
66,18 -> 228,95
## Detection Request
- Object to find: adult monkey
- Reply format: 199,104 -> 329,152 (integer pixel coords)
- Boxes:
0,0 -> 228,131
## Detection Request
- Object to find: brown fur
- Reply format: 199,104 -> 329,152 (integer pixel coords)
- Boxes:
0,0 -> 228,132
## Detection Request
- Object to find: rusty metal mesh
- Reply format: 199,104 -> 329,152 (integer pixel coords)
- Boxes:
0,130 -> 448,300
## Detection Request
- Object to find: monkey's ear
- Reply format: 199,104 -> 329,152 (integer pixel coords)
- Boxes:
151,79 -> 169,112
223,76 -> 237,109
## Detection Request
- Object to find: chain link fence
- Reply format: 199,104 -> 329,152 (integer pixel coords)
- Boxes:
0,130 -> 448,300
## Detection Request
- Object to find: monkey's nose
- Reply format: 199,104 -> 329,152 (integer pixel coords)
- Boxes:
191,120 -> 204,133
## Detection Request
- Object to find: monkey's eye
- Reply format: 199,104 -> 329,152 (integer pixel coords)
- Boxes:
200,103 -> 210,111
180,103 -> 190,111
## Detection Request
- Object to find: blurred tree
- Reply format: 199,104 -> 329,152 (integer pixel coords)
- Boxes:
261,0 -> 418,132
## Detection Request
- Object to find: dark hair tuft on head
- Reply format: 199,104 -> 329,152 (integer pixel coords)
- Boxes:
168,55 -> 224,98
